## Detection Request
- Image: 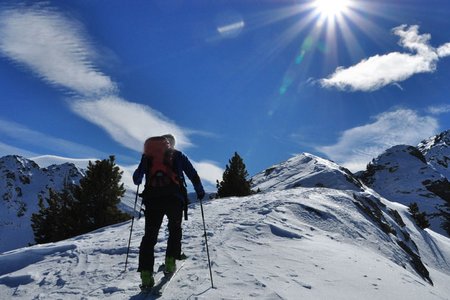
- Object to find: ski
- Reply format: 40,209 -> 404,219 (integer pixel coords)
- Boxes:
137,265 -> 165,298
151,260 -> 186,296
136,259 -> 187,298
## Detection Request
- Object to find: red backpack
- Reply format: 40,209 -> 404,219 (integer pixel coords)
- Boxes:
143,136 -> 180,188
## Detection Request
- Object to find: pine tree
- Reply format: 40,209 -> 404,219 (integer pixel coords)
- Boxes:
216,152 -> 253,198
31,156 -> 130,244
31,186 -> 78,243
73,155 -> 130,234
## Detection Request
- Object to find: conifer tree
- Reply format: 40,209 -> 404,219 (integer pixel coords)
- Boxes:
31,186 -> 78,243
31,156 -> 130,244
216,152 -> 253,198
73,155 -> 130,233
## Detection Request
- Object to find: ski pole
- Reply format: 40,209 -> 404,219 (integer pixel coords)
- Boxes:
124,184 -> 140,272
199,198 -> 214,288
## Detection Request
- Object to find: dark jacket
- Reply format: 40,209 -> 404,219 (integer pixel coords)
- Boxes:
133,150 -> 205,200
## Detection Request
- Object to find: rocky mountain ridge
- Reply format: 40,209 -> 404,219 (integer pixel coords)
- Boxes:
358,131 -> 450,236
0,155 -> 85,253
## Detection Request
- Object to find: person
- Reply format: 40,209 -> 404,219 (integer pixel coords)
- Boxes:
133,134 -> 205,289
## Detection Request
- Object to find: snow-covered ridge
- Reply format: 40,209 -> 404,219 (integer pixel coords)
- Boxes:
359,142 -> 450,237
31,155 -> 96,170
1,130 -> 450,298
252,153 -> 363,192
418,129 -> 450,179
0,154 -> 142,254
1,188 -> 449,299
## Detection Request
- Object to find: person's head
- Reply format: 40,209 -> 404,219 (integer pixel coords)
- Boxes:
162,134 -> 176,148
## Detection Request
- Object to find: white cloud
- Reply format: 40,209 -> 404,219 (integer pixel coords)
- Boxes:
0,141 -> 38,158
320,25 -> 445,92
0,5 -> 200,156
437,43 -> 450,58
316,108 -> 439,172
0,5 -> 221,191
0,7 -> 115,96
0,118 -> 107,158
192,160 -> 223,186
427,104 -> 450,115
70,96 -> 193,152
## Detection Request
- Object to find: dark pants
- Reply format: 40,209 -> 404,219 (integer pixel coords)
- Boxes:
138,195 -> 183,273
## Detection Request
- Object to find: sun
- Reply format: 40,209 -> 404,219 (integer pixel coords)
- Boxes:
313,0 -> 350,19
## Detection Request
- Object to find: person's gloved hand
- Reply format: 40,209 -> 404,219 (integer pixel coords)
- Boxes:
195,185 -> 205,200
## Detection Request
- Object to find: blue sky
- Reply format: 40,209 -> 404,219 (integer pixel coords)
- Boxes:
1,0 -> 450,189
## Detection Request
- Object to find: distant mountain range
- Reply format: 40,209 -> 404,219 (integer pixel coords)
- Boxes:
1,130 -> 449,254
253,129 -> 450,237
0,155 -> 85,253
1,132 -> 450,298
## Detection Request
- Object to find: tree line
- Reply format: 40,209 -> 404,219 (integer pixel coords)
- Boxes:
31,152 -> 254,244
33,151 -> 448,243
31,156 -> 130,244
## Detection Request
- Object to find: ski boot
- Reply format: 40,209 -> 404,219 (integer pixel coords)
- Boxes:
140,270 -> 154,291
164,256 -> 176,274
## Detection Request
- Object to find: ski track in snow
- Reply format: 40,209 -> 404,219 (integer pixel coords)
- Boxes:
1,188 -> 450,299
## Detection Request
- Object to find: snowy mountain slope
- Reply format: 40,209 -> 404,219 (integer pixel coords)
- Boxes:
252,153 -> 363,192
0,155 -> 85,253
32,154 -> 139,214
418,130 -> 450,179
0,154 -> 141,253
1,188 -> 449,299
359,145 -> 450,236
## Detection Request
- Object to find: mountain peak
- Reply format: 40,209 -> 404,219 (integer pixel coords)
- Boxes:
417,130 -> 450,179
0,155 -> 39,170
418,129 -> 450,155
252,153 -> 362,192
358,141 -> 450,236
372,144 -> 427,167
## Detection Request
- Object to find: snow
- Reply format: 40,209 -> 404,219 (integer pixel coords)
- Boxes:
0,155 -> 86,253
0,155 -> 139,252
252,153 -> 362,192
360,144 -> 449,235
418,130 -> 450,179
1,131 -> 450,299
1,188 -> 449,299
32,154 -> 141,214
31,155 -> 95,170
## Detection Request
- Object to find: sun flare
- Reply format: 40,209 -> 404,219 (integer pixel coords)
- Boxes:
313,0 -> 350,19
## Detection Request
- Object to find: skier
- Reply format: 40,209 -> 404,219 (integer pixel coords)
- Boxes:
133,134 -> 205,290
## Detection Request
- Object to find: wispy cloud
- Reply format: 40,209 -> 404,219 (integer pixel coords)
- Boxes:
70,96 -> 193,152
0,141 -> 38,158
0,5 -> 195,151
427,104 -> 450,115
320,25 -> 448,92
316,108 -> 439,172
0,5 -> 219,183
0,6 -> 115,96
192,160 -> 223,186
0,118 -> 106,158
